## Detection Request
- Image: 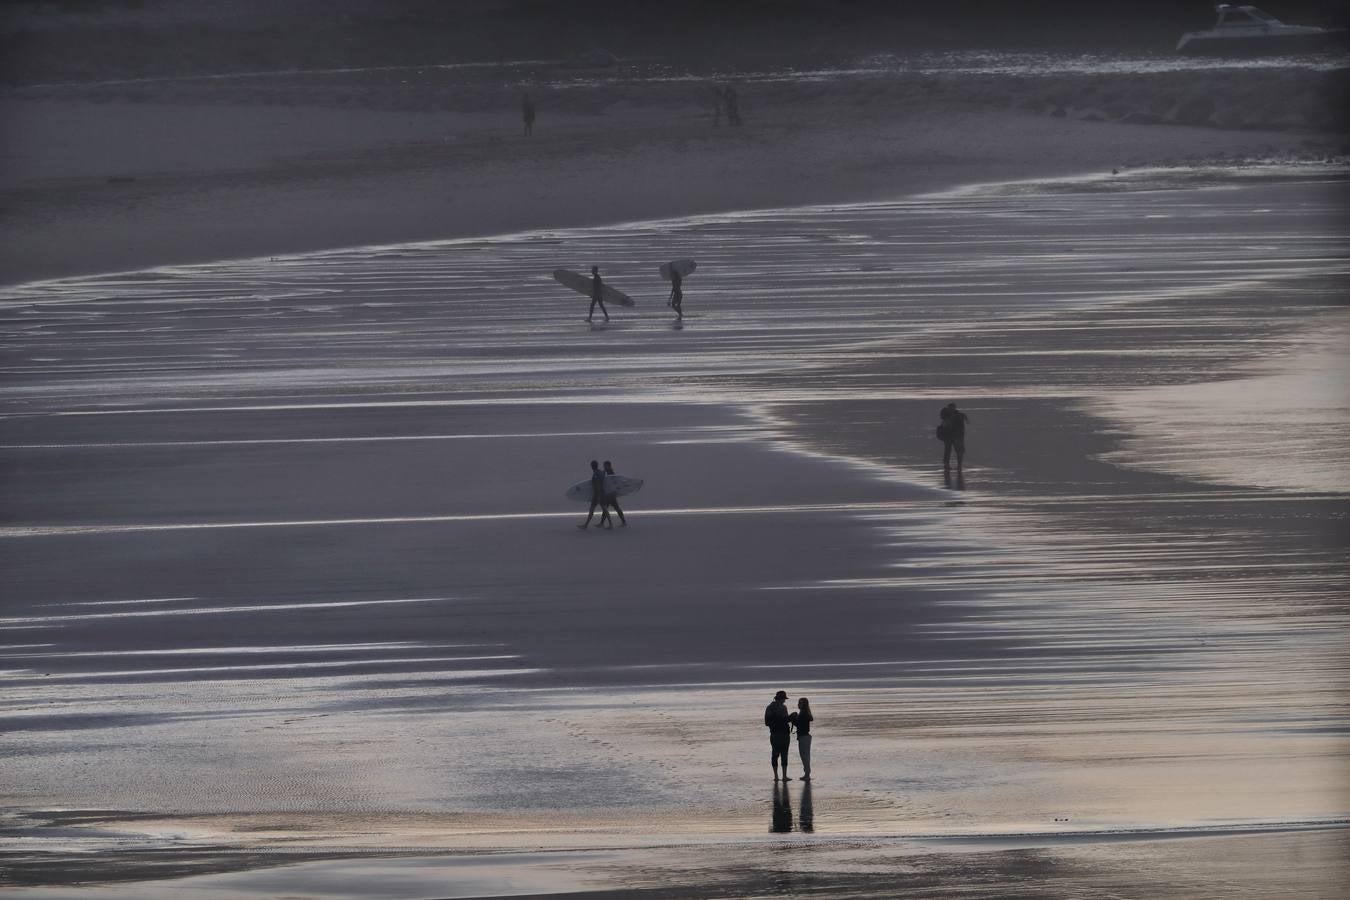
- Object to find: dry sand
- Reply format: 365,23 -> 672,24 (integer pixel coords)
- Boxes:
1,53 -> 1348,900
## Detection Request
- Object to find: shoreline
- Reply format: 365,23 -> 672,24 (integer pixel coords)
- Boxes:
4,158 -> 1340,297
3,61 -> 1345,287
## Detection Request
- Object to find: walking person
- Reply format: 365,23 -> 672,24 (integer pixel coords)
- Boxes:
601,460 -> 627,527
521,92 -> 536,137
764,690 -> 792,781
668,267 -> 684,319
587,265 -> 609,323
789,697 -> 813,781
938,402 -> 969,476
578,459 -> 611,530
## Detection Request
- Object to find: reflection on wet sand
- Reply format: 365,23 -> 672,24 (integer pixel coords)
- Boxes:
769,781 -> 816,834
771,782 -> 793,833
799,781 -> 814,833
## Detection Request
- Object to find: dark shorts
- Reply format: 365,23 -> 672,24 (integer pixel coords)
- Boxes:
770,732 -> 790,751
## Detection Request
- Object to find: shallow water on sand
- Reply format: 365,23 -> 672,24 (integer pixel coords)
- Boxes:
0,166 -> 1347,893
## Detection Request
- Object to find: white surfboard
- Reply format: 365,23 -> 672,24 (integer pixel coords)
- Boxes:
565,474 -> 645,503
552,269 -> 636,307
659,258 -> 697,281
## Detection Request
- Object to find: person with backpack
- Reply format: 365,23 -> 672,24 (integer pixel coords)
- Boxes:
764,690 -> 792,781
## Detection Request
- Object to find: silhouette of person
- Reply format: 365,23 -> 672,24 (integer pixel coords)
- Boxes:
601,460 -> 627,527
668,267 -> 683,319
725,85 -> 741,126
578,459 -> 609,529
770,781 -> 793,833
587,265 -> 609,323
522,93 -> 536,137
764,689 -> 792,780
798,780 -> 814,832
788,697 -> 813,781
939,402 -> 969,476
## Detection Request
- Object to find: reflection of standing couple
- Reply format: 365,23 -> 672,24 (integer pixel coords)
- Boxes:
770,778 -> 813,834
578,459 -> 627,530
764,689 -> 813,781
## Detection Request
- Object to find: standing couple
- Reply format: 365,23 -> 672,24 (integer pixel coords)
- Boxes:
764,690 -> 813,781
578,459 -> 628,530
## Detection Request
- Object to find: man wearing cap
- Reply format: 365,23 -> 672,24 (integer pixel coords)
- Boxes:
764,690 -> 792,781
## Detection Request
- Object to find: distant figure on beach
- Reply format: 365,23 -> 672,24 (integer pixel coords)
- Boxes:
578,459 -> 611,530
788,697 -> 813,781
725,85 -> 741,126
713,84 -> 741,126
668,267 -> 683,319
522,93 -> 536,137
587,265 -> 609,323
938,402 -> 969,476
765,689 -> 792,780
601,460 -> 627,527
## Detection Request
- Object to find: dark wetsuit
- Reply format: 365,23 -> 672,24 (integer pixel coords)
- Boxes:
581,467 -> 608,527
943,409 -> 968,469
669,269 -> 683,318
602,465 -> 626,526
588,272 -> 609,322
765,700 -> 791,773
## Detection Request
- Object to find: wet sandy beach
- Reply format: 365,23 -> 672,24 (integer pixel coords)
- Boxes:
1,160 -> 1347,896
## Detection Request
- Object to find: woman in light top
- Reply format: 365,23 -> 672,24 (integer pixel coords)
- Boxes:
789,697 -> 813,781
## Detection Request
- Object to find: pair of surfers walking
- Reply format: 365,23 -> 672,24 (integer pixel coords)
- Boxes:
764,690 -> 813,781
585,265 -> 684,322
578,459 -> 627,530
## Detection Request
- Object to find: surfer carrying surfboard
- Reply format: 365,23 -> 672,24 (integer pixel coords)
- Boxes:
668,268 -> 683,319
578,460 -> 610,529
601,460 -> 628,527
587,266 -> 609,323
